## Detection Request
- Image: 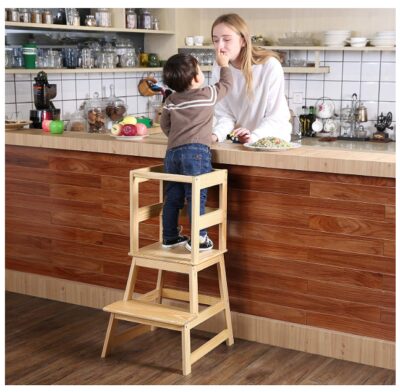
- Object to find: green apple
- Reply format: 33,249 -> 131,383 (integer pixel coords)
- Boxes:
120,115 -> 137,125
111,123 -> 122,136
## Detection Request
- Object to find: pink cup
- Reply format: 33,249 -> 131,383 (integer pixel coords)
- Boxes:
42,120 -> 52,132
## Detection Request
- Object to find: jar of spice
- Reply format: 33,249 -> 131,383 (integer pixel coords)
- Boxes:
9,8 -> 19,22
19,9 -> 31,23
42,9 -> 53,24
95,8 -> 111,27
31,9 -> 42,24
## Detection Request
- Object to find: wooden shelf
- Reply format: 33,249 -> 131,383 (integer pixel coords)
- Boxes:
283,66 -> 330,74
179,45 -> 396,52
5,21 -> 175,35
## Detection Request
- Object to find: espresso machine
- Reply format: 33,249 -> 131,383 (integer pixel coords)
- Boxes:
30,71 -> 60,128
372,112 -> 393,142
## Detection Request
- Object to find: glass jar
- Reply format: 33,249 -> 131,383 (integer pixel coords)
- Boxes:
139,9 -> 152,30
5,47 -> 13,68
95,8 -> 111,27
19,9 -> 31,23
105,85 -> 127,122
42,9 -> 53,24
67,111 -> 87,132
31,9 -> 42,24
86,92 -> 107,133
9,8 -> 20,22
152,17 -> 160,30
126,8 -> 137,29
85,15 -> 97,27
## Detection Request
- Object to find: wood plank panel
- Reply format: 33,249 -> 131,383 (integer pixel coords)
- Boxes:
308,214 -> 395,239
385,205 -> 395,221
306,312 -> 394,341
5,146 -> 395,342
226,251 -> 384,290
228,189 -> 386,220
228,221 -> 384,255
310,182 -> 395,205
6,178 -> 50,196
220,163 -> 395,187
228,174 -> 310,196
380,310 -> 395,325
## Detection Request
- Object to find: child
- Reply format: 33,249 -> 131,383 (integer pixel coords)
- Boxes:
160,50 -> 232,251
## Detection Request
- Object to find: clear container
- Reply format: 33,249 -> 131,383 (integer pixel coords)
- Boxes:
85,15 -> 97,27
31,9 -> 42,24
67,111 -> 87,132
152,17 -> 160,30
86,92 -> 107,133
19,9 -> 31,23
126,9 -> 137,29
9,9 -> 19,22
42,10 -> 53,24
5,47 -> 13,68
105,85 -> 127,122
95,8 -> 112,27
139,9 -> 152,30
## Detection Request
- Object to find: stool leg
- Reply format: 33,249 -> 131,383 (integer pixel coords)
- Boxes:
217,256 -> 234,346
189,268 -> 199,314
151,270 -> 164,332
182,325 -> 191,375
123,258 -> 138,301
101,313 -> 118,358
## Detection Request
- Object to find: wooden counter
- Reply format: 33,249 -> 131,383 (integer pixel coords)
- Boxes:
5,128 -> 395,178
5,128 -> 395,369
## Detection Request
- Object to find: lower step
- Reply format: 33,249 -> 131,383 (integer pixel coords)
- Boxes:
103,299 -> 195,326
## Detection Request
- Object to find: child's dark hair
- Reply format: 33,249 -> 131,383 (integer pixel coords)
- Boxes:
162,54 -> 199,92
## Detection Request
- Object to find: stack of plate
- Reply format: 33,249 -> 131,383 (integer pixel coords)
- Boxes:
370,31 -> 396,47
323,30 -> 351,47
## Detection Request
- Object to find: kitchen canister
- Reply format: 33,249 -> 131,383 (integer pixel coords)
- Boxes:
22,43 -> 38,69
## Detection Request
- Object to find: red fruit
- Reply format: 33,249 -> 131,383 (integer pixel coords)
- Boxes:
135,123 -> 148,136
122,124 -> 137,136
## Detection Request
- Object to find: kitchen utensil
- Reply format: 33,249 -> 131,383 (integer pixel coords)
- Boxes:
311,118 -> 323,133
356,103 -> 368,122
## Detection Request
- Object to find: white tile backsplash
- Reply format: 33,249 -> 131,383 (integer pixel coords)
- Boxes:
343,62 -> 361,81
379,101 -> 396,121
379,82 -> 396,102
380,62 -> 396,82
6,49 -> 396,132
360,82 -> 379,101
361,62 -> 380,82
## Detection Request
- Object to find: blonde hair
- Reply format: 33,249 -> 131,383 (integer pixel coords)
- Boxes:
211,13 -> 280,97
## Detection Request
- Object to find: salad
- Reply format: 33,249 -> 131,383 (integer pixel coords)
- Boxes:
250,137 -> 293,149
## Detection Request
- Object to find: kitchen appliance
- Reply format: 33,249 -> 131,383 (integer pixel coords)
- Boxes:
29,71 -> 60,128
372,112 -> 393,141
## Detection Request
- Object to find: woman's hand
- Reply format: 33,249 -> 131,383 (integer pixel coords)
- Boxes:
232,127 -> 251,143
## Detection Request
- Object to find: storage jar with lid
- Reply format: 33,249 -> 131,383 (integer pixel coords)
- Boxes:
42,10 -> 53,24
126,9 -> 137,29
95,8 -> 112,27
67,111 -> 87,132
139,9 -> 152,29
86,92 -> 107,133
105,85 -> 127,122
19,9 -> 31,23
85,15 -> 97,27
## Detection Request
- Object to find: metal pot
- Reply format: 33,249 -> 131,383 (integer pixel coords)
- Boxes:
356,104 -> 368,122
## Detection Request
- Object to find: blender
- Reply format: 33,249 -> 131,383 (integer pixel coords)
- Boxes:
30,71 -> 61,128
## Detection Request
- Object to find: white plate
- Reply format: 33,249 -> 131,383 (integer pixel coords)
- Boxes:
110,134 -> 148,141
243,142 -> 301,152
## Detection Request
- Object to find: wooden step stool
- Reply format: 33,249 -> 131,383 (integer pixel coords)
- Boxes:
101,164 -> 234,375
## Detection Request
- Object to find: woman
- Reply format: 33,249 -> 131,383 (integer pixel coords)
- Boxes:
210,13 -> 292,144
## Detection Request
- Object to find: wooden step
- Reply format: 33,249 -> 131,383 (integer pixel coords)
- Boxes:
103,300 -> 196,327
129,242 -> 226,264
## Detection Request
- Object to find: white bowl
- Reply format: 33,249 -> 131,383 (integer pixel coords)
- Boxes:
349,37 -> 368,43
350,42 -> 368,47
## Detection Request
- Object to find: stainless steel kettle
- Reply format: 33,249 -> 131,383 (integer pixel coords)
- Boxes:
356,103 -> 368,122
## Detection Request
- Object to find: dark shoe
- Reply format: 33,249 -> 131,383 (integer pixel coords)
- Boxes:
185,235 -> 213,252
162,235 -> 189,248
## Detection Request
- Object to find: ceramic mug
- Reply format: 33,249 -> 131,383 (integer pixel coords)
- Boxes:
185,36 -> 194,46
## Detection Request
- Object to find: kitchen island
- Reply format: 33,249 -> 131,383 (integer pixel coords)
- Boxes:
5,129 -> 395,369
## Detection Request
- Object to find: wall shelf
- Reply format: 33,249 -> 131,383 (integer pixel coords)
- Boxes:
5,21 -> 175,35
179,45 -> 396,51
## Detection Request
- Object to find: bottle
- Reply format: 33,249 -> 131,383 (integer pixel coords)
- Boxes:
307,106 -> 316,136
299,106 -> 308,137
139,9 -> 152,29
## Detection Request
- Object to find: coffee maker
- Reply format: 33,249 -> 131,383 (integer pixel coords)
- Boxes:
30,71 -> 60,128
372,112 -> 393,142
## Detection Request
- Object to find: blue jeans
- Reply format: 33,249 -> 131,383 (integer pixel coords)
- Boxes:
162,143 -> 212,241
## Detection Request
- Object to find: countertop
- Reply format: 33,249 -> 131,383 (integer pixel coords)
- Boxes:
5,128 -> 395,178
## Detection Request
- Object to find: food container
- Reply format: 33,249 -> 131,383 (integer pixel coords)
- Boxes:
105,85 -> 127,122
67,111 -> 87,132
86,92 -> 107,133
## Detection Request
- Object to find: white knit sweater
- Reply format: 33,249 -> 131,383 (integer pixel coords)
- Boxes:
211,57 -> 292,143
